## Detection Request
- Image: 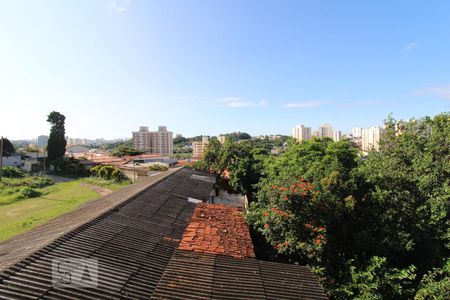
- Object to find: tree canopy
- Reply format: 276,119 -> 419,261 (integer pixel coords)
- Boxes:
111,146 -> 144,157
246,113 -> 450,299
47,111 -> 67,163
1,137 -> 16,156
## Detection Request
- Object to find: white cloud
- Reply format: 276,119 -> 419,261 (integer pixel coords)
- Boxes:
341,100 -> 382,107
110,0 -> 131,13
414,84 -> 450,100
402,42 -> 418,51
281,100 -> 326,109
217,97 -> 267,108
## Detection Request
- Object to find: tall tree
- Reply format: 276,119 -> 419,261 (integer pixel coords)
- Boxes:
47,111 -> 67,163
1,137 -> 16,156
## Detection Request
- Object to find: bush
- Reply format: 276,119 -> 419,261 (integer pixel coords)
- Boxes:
17,187 -> 42,199
51,157 -> 88,177
148,164 -> 169,171
27,176 -> 54,188
415,258 -> 450,300
2,167 -> 27,178
90,165 -> 127,181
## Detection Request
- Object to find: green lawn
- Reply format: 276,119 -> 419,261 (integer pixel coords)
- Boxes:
0,180 -> 107,242
79,177 -> 131,191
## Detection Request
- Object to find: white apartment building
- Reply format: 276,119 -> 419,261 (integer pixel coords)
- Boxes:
132,126 -> 173,155
362,126 -> 384,151
352,127 -> 363,138
292,125 -> 312,142
332,130 -> 342,142
217,135 -> 226,144
192,136 -> 209,158
318,124 -> 333,138
37,135 -> 49,148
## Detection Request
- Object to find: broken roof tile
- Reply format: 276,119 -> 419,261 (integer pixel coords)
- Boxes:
179,203 -> 255,258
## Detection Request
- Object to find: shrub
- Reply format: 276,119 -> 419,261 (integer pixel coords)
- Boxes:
17,187 -> 42,199
90,165 -> 127,181
27,176 -> 54,188
2,167 -> 27,178
148,164 -> 169,171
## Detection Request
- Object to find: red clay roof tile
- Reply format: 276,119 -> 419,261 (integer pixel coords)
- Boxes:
178,203 -> 255,258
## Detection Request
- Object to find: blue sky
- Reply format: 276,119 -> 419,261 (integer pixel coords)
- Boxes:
1,0 -> 449,139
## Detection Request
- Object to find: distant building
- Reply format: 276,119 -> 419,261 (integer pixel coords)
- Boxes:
37,135 -> 49,148
362,126 -> 385,151
192,136 -> 209,158
217,135 -> 226,144
292,125 -> 312,142
132,126 -> 173,155
332,130 -> 342,142
318,124 -> 333,138
352,127 -> 363,138
67,145 -> 90,154
1,155 -> 22,168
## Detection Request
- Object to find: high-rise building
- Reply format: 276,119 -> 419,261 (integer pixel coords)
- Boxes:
192,136 -> 209,158
217,135 -> 226,144
37,135 -> 49,148
292,125 -> 312,142
352,127 -> 363,138
362,126 -> 384,151
132,126 -> 173,155
332,130 -> 342,142
318,124 -> 333,138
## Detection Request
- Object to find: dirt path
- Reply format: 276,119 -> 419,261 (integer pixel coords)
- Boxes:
0,168 -> 181,272
79,183 -> 113,196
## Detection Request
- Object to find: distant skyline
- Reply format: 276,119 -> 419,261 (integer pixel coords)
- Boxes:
1,1 -> 449,140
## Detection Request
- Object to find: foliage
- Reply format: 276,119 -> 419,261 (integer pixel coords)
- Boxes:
148,164 -> 169,171
334,256 -> 416,300
194,138 -> 261,196
200,138 -> 227,176
355,114 -> 449,282
173,135 -> 187,144
47,111 -> 67,163
221,131 -> 252,141
227,143 -> 262,196
90,165 -> 127,181
1,137 -> 16,155
1,167 -> 27,178
17,187 -> 43,199
0,176 -> 54,189
51,157 -> 88,176
415,258 -> 450,300
101,139 -> 133,150
246,112 -> 450,299
111,146 -> 144,157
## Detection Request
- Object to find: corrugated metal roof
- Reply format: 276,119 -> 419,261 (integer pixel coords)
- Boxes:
0,168 -> 214,299
0,168 -> 327,299
152,250 -> 328,300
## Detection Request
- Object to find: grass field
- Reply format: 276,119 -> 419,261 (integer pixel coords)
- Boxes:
0,178 -> 128,242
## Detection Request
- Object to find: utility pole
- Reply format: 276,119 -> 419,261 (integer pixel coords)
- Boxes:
43,149 -> 46,175
0,136 -> 3,181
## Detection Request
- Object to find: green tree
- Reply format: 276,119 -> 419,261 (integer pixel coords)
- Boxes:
1,137 -> 16,156
415,258 -> 450,299
227,143 -> 261,196
246,113 -> 450,298
111,146 -> 144,157
47,111 -> 67,163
